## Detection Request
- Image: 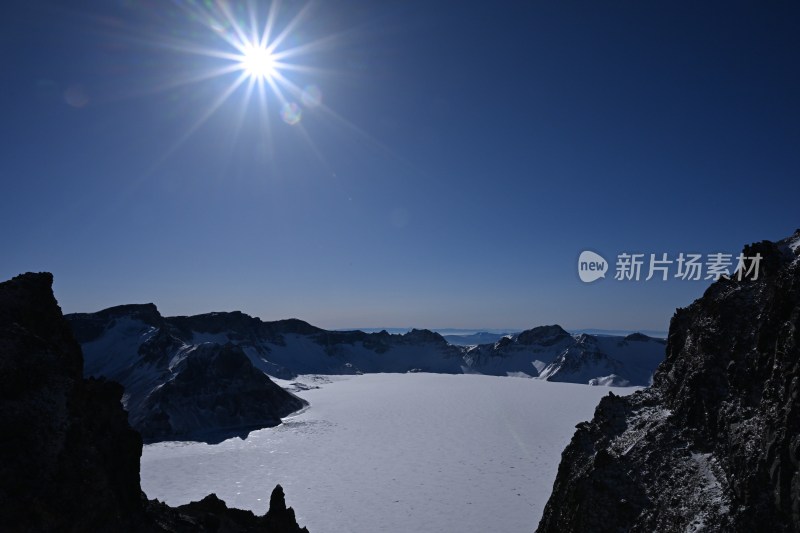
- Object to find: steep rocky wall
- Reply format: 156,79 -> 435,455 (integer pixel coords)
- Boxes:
537,232 -> 800,532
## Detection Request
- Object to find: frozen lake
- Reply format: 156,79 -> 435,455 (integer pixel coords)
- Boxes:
141,373 -> 634,532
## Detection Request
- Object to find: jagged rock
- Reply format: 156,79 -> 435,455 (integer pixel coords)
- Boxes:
147,485 -> 305,532
0,272 -> 308,532
265,485 -> 302,531
537,231 -> 800,532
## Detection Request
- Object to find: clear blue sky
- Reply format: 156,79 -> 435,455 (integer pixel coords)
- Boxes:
1,1 -> 798,331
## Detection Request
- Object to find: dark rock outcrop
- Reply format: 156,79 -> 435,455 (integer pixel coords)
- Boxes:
0,272 -> 145,531
517,325 -> 572,346
133,342 -> 306,443
537,231 -> 800,532
0,272 -> 308,532
147,485 -> 304,532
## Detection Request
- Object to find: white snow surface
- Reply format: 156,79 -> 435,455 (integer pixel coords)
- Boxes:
81,317 -> 165,409
141,373 -> 636,533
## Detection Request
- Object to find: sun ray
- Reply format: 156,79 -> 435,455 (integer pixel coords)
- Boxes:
265,76 -> 290,105
218,74 -> 259,180
270,32 -> 344,62
256,75 -> 278,180
266,2 -> 315,54
247,2 -> 260,46
273,64 -> 335,78
216,2 -> 253,54
123,0 -> 413,187
155,71 -> 250,167
148,63 -> 243,94
259,0 -> 281,49
144,36 -> 245,62
171,1 -> 244,53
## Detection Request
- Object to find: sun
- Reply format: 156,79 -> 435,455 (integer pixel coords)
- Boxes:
239,44 -> 277,80
147,0 -> 349,163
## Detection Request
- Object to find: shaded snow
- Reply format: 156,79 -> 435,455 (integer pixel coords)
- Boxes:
81,317 -> 164,408
141,373 -> 636,533
609,405 -> 672,457
685,452 -> 730,532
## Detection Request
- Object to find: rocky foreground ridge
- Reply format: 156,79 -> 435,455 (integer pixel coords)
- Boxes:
0,272 -> 308,532
537,231 -> 800,532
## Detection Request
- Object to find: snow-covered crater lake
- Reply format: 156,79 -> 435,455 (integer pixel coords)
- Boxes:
141,373 -> 635,533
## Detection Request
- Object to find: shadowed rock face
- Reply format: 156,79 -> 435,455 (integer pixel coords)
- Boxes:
516,325 -> 572,346
0,272 -> 308,532
0,272 -> 145,531
67,304 -> 310,443
537,231 -> 800,533
133,342 -> 307,443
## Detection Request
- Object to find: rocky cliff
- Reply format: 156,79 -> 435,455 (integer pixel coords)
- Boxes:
537,231 -> 800,532
0,272 -> 308,532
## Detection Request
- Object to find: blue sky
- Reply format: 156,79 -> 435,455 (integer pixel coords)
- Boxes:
1,1 -> 798,331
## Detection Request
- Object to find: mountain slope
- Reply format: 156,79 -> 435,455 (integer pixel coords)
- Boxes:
462,326 -> 665,385
68,306 -> 308,443
537,231 -> 800,532
133,342 -> 307,442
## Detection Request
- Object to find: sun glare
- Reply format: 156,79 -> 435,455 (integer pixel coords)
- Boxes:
148,0 -> 363,166
240,44 -> 276,80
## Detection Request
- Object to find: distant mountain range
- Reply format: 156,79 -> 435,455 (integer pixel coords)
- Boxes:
356,328 -> 668,346
65,306 -> 665,441
443,329 -> 667,346
443,331 -> 513,346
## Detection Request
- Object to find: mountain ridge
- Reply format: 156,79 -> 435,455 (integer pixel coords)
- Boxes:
65,305 -> 666,441
67,306 -> 664,385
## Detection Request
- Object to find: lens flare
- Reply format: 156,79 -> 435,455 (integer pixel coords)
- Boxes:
281,102 -> 302,125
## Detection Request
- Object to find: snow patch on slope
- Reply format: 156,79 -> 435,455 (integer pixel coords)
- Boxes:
685,452 -> 730,532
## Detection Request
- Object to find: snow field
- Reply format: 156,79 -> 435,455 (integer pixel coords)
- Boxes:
141,373 -> 636,533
